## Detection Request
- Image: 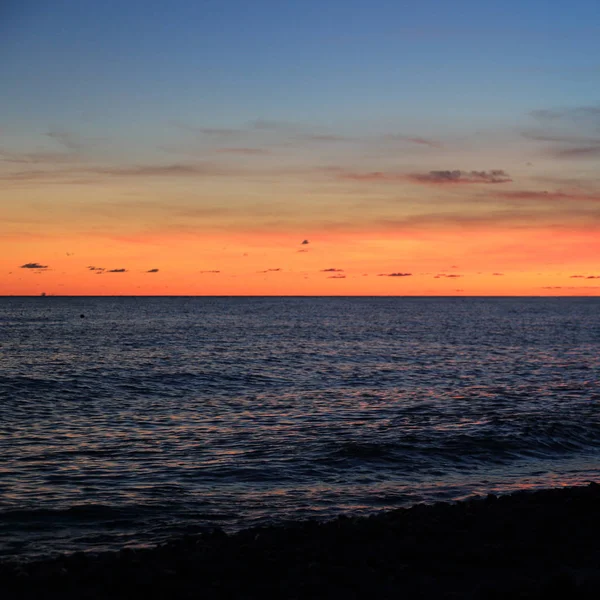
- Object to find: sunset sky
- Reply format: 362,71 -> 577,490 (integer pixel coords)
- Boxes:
1,0 -> 599,296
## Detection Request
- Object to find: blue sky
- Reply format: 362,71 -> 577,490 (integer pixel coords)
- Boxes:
2,0 -> 599,142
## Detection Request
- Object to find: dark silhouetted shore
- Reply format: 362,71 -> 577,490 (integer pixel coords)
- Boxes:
2,483 -> 599,599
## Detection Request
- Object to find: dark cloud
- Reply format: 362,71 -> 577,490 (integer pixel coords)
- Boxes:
20,262 -> 48,269
434,274 -> 462,278
586,275 -> 600,279
87,266 -> 105,271
327,274 -> 346,279
259,268 -> 282,273
378,272 -> 412,277
340,169 -> 511,185
301,239 -> 310,245
146,268 -> 159,273
409,170 -> 511,185
107,268 -> 127,273
321,268 -> 344,272
199,270 -> 220,274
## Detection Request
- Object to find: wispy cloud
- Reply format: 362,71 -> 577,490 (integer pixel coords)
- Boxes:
340,169 -> 511,185
95,163 -> 231,177
409,170 -> 511,185
321,268 -> 344,272
87,266 -> 105,271
378,272 -> 412,277
494,189 -> 600,203
384,134 -> 442,148
258,268 -> 282,273
20,262 -> 48,269
199,270 -> 220,274
146,268 -> 159,273
434,274 -> 462,278
215,147 -> 271,155
542,286 -> 600,290
46,130 -> 85,152
300,134 -> 354,142
552,146 -> 600,159
106,268 -> 127,273
327,274 -> 346,279
526,105 -> 600,160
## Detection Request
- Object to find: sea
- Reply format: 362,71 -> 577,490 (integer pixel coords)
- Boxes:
1,296 -> 599,559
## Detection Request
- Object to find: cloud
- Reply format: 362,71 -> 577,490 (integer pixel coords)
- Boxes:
321,268 -> 344,272
339,169 -> 511,185
95,163 -> 230,177
216,147 -> 271,155
530,106 -> 600,123
526,105 -> 600,160
46,130 -> 84,152
327,274 -> 346,279
300,134 -> 353,142
87,266 -> 105,271
297,249 -> 309,253
378,272 -> 412,277
495,190 -> 600,203
301,239 -> 310,245
384,134 -> 442,148
552,146 -> 600,159
200,270 -> 220,274
434,274 -> 462,278
492,273 -> 504,276
250,119 -> 295,131
259,268 -> 282,273
20,262 -> 48,269
107,268 -> 127,273
197,128 -> 241,137
409,170 -> 512,185
146,268 -> 159,273
0,150 -> 78,165
542,286 -> 600,290
340,171 -> 404,182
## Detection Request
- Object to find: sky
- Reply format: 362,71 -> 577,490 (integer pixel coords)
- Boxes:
1,0 -> 599,296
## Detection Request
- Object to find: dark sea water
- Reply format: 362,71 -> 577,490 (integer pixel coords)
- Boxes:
1,297 -> 599,559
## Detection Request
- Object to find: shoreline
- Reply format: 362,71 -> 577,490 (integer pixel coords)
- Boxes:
1,482 -> 599,599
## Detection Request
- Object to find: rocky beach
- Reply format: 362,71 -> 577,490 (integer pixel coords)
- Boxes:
2,483 -> 599,599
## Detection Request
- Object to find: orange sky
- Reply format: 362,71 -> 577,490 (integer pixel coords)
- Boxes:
2,115 -> 600,296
